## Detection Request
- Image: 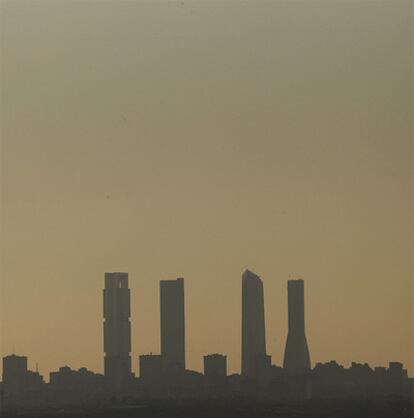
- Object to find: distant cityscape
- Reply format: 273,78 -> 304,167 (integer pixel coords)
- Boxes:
1,270 -> 412,407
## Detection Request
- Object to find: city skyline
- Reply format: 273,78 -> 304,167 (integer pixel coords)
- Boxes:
1,0 -> 412,381
2,271 -> 411,407
1,270 -> 411,380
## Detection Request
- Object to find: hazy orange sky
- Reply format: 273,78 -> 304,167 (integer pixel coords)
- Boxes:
1,1 -> 412,379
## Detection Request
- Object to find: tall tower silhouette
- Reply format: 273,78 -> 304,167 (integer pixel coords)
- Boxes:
160,278 -> 185,371
103,272 -> 131,384
241,269 -> 267,377
283,279 -> 311,371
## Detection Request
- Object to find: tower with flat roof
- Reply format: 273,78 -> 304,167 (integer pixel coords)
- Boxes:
283,279 -> 311,371
241,269 -> 267,378
103,272 -> 131,384
160,277 -> 185,372
204,354 -> 227,378
2,355 -> 28,391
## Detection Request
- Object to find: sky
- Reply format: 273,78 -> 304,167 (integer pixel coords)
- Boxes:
0,0 -> 413,379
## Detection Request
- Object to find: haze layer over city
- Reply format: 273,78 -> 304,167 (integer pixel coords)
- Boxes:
0,0 -> 412,382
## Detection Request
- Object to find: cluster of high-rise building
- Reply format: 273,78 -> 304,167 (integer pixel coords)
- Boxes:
103,274 -> 187,389
101,270 -> 311,387
1,270 -> 412,407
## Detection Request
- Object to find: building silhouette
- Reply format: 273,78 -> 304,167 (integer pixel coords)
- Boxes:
2,271 -> 414,408
2,354 -> 44,405
103,272 -> 132,385
139,354 -> 164,397
241,269 -> 267,378
204,354 -> 227,397
283,279 -> 311,371
204,354 -> 227,379
2,355 -> 28,393
160,277 -> 185,372
3,355 -> 27,380
49,366 -> 106,404
140,355 -> 163,382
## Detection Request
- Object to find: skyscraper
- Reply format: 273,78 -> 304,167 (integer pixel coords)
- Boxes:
103,272 -> 131,384
160,277 -> 185,371
241,269 -> 267,378
283,279 -> 311,371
